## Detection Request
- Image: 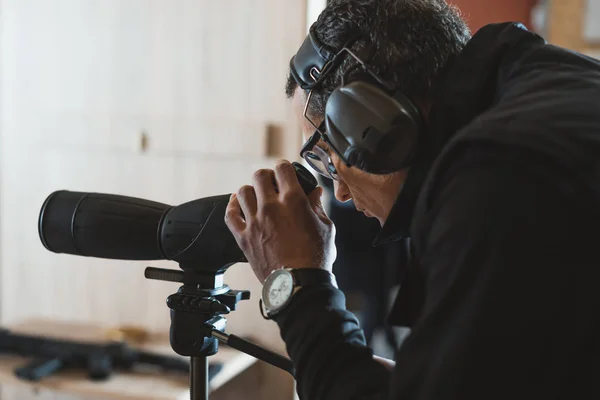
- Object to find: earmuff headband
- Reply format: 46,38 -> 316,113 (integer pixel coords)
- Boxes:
289,28 -> 336,90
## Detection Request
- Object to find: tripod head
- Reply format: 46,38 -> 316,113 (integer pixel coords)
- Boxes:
143,263 -> 248,358
151,271 -> 293,400
145,268 -> 295,379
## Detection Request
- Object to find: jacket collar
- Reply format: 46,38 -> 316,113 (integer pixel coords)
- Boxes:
373,22 -> 545,246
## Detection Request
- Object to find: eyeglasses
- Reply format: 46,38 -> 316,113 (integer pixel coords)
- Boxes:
301,139 -> 340,181
299,89 -> 340,181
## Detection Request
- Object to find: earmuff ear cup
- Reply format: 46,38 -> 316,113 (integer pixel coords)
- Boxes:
324,81 -> 422,174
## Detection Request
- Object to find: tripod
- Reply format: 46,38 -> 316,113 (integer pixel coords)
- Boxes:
145,266 -> 295,400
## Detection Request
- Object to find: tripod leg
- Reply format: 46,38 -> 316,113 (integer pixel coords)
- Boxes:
190,356 -> 208,400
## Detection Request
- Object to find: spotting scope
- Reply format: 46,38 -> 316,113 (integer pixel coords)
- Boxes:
38,162 -> 318,275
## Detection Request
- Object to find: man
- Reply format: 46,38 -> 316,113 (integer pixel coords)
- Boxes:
225,0 -> 600,398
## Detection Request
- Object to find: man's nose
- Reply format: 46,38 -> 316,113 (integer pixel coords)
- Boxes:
333,179 -> 352,203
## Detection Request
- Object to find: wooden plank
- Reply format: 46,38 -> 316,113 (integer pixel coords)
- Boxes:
0,319 -> 258,399
21,114 -> 269,158
583,0 -> 600,41
547,0 -> 586,50
0,356 -> 189,400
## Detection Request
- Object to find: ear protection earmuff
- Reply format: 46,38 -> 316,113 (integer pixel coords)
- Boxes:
290,27 -> 424,175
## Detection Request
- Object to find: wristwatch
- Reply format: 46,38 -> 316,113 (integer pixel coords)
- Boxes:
260,268 -> 337,319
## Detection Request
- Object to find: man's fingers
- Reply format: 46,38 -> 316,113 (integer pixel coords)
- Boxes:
252,168 -> 277,205
237,185 -> 258,217
308,186 -> 328,220
274,160 -> 302,195
224,194 -> 246,233
308,186 -> 324,210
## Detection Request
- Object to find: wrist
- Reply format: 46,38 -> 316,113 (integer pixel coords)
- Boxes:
290,268 -> 337,288
260,267 -> 337,319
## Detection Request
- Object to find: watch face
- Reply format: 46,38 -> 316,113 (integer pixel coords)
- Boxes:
263,270 -> 294,310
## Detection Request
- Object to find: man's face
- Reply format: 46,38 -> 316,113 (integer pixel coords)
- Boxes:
292,87 -> 407,226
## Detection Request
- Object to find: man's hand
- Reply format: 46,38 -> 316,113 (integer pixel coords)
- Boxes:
224,160 -> 336,283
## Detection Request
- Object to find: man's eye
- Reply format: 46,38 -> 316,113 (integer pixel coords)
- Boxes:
319,146 -> 331,155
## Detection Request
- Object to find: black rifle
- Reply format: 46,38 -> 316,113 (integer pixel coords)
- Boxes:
0,328 -> 222,382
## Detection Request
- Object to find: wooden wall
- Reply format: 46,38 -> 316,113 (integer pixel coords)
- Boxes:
449,0 -> 538,32
546,0 -> 587,51
543,0 -> 600,55
0,1 -> 307,398
448,0 -> 600,54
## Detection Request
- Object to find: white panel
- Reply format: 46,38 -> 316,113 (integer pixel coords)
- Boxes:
0,4 -> 307,392
584,0 -> 600,41
306,0 -> 327,32
1,0 -> 304,157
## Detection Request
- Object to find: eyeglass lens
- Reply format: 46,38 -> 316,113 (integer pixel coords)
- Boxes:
302,146 -> 339,181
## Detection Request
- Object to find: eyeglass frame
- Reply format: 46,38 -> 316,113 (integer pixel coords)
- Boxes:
298,76 -> 342,180
299,123 -> 340,181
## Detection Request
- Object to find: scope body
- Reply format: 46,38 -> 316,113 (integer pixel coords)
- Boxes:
38,162 -> 318,273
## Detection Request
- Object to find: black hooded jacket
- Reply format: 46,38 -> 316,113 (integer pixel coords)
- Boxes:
273,23 -> 600,399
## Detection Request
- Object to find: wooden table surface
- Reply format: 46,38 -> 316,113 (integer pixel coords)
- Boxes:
0,319 -> 257,400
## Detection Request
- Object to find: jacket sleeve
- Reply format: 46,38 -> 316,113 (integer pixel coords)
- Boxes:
390,150 -> 597,399
273,284 -> 391,399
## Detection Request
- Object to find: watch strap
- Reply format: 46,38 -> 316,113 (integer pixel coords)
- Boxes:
291,268 -> 337,288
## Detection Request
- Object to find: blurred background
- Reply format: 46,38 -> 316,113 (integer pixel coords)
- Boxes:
0,1 -> 597,399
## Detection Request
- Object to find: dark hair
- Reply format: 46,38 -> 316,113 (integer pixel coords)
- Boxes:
285,0 -> 471,117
